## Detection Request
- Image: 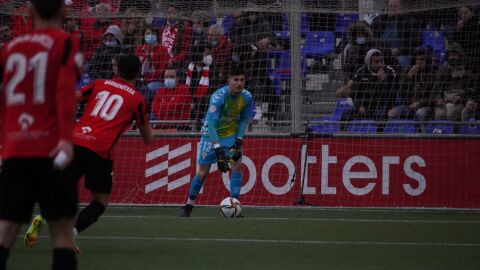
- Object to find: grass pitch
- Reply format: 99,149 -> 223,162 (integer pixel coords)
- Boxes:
9,206 -> 480,270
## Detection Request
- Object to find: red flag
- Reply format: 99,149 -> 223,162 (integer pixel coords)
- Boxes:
194,66 -> 210,98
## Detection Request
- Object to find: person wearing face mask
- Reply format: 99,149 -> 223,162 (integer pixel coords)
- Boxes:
88,24 -> 124,80
341,21 -> 375,83
433,43 -> 476,122
159,4 -> 192,67
135,28 -> 170,104
150,68 -> 192,130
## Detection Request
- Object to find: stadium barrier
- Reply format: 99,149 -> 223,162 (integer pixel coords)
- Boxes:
78,133 -> 480,209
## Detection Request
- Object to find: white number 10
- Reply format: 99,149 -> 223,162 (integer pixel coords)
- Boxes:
5,52 -> 48,106
90,91 -> 124,121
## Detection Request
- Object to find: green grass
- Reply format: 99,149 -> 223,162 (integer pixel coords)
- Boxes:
9,206 -> 480,270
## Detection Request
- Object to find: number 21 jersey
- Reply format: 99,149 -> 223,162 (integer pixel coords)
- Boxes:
0,29 -> 81,159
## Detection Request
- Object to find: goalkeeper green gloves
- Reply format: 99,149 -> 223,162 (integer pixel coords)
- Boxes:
227,138 -> 243,162
214,146 -> 230,173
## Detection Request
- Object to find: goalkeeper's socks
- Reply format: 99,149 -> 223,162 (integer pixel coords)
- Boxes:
230,171 -> 242,199
53,248 -> 77,270
0,246 -> 10,270
188,175 -> 204,201
75,200 -> 105,233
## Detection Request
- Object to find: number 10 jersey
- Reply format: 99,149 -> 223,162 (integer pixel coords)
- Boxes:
73,79 -> 149,159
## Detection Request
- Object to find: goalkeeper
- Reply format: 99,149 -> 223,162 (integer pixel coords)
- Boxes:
179,68 -> 253,217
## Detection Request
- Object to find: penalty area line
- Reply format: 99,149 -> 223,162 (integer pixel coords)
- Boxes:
75,236 -> 480,247
101,215 -> 480,224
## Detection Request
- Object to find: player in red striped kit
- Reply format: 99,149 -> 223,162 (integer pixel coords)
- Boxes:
24,53 -> 154,253
0,0 -> 82,269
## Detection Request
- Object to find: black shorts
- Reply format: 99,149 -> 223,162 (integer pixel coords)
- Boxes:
75,146 -> 113,194
0,157 -> 78,223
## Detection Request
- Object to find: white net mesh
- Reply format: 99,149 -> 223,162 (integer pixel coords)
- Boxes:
1,0 -> 479,208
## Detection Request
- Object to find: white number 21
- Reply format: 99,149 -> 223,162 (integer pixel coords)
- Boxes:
5,52 -> 48,106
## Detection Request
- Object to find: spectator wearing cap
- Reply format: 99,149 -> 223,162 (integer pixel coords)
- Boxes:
433,42 -> 477,121
88,24 -> 124,80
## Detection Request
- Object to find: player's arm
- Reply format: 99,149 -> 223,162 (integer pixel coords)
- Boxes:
206,96 -> 230,172
77,81 -> 96,103
206,102 -> 221,144
138,124 -> 153,145
136,98 -> 153,145
228,94 -> 254,161
52,36 -> 83,169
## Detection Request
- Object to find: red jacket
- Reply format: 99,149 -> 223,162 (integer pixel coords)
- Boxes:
135,44 -> 170,82
212,35 -> 233,80
151,84 -> 191,121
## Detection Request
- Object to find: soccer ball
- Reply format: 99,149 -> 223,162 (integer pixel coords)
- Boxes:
219,197 -> 241,218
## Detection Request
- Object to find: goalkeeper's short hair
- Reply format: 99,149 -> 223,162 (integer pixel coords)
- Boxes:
229,67 -> 246,77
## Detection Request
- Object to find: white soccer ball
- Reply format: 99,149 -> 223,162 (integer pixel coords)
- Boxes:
220,197 -> 241,218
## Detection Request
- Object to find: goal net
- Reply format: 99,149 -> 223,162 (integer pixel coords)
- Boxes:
1,0 -> 479,208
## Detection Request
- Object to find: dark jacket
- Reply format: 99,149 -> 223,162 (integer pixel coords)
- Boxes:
371,13 -> 421,56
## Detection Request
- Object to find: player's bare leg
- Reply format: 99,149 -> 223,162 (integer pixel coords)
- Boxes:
0,220 -> 22,268
180,164 -> 211,217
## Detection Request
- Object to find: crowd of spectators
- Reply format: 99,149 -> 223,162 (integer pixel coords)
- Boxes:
0,0 -> 479,133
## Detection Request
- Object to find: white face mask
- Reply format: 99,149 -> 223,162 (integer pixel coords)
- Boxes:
356,36 -> 366,45
164,78 -> 176,88
104,40 -> 118,47
203,55 -> 213,66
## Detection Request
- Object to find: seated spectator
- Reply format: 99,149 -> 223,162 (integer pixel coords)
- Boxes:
0,14 -> 12,49
63,16 -> 85,47
341,21 -> 375,82
135,27 -> 170,101
371,0 -> 421,66
399,47 -> 437,122
452,6 -> 480,73
345,49 -> 399,121
433,42 -> 476,121
151,68 -> 192,130
190,11 -> 211,51
207,24 -> 233,88
159,4 -> 193,70
88,24 -> 124,80
80,3 -> 120,62
461,98 -> 479,122
121,8 -> 146,49
229,9 -> 275,119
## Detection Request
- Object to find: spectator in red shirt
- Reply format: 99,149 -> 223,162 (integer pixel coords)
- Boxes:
151,68 -> 192,130
135,27 -> 170,102
207,24 -> 233,88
